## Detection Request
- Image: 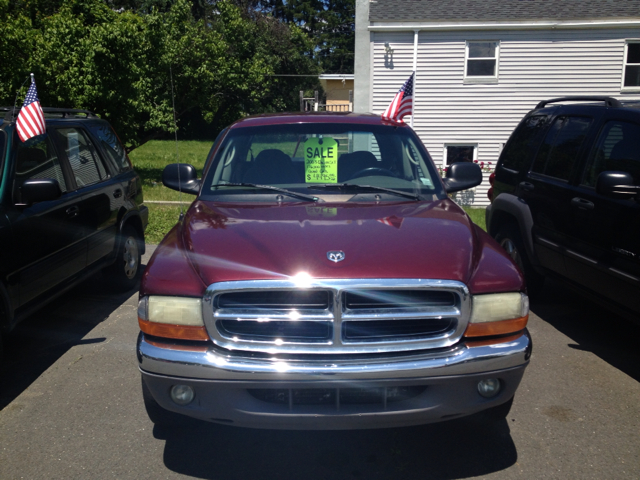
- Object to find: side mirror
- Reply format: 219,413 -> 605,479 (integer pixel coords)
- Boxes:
442,162 -> 483,193
162,163 -> 200,195
596,171 -> 639,200
21,178 -> 62,205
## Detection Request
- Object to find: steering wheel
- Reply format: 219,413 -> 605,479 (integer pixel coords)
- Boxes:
348,167 -> 398,180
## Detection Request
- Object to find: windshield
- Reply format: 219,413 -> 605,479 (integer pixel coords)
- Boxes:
201,123 -> 444,202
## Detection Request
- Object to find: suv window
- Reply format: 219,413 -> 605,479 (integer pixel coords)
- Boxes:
532,116 -> 592,181
500,115 -> 549,171
583,120 -> 640,187
88,123 -> 131,173
13,136 -> 67,203
55,127 -> 108,188
0,130 -> 5,179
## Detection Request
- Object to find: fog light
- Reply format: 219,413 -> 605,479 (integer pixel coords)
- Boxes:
477,379 -> 501,398
170,385 -> 195,405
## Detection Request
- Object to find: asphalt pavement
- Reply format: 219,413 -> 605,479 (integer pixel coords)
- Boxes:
1,246 -> 639,479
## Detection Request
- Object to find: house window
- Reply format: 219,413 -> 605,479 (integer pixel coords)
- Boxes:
465,41 -> 499,82
622,41 -> 640,90
445,144 -> 477,165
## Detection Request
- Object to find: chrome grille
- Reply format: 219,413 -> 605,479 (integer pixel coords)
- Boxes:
217,320 -> 331,342
217,290 -> 330,310
203,279 -> 471,354
343,318 -> 456,341
344,290 -> 456,310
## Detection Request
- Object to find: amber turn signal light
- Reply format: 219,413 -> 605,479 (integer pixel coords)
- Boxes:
464,315 -> 528,338
138,318 -> 210,341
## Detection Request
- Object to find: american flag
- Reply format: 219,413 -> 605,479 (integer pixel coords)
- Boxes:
16,78 -> 46,143
381,72 -> 414,123
377,215 -> 404,229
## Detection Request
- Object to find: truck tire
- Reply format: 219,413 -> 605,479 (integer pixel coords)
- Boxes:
495,225 -> 544,297
141,377 -> 196,428
105,225 -> 142,291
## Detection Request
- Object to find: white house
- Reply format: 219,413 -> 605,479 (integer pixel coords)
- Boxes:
354,0 -> 640,206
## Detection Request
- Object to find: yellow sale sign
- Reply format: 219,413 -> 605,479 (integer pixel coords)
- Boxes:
304,137 -> 338,183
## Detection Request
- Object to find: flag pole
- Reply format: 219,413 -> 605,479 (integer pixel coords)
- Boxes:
12,74 -> 32,122
169,64 -> 184,221
410,71 -> 415,129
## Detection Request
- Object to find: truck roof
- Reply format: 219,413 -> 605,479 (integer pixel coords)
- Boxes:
228,112 -> 408,129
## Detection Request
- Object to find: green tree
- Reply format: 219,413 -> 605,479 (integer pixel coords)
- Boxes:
0,0 -> 39,104
1,0 -> 321,149
258,0 -> 354,74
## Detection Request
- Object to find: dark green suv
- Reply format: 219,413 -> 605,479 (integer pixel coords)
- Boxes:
486,96 -> 640,321
0,108 -> 148,355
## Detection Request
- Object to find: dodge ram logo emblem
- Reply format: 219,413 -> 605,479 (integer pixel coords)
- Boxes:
327,251 -> 345,263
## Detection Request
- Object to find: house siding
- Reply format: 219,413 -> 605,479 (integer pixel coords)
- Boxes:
371,28 -> 640,206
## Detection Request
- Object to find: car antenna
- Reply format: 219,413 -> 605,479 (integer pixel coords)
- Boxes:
169,65 -> 184,221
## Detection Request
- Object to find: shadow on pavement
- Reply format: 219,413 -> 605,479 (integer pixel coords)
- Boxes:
156,417 -> 516,480
530,278 -> 640,382
0,270 -> 142,411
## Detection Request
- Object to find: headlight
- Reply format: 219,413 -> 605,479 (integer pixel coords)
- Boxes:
470,292 -> 528,324
138,296 -> 209,341
147,296 -> 204,326
465,292 -> 529,338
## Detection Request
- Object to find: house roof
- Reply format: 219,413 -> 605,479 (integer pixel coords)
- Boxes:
370,0 -> 640,23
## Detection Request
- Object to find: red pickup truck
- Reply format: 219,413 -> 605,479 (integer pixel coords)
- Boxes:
136,113 -> 531,429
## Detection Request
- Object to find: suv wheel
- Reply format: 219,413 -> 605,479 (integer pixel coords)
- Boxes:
106,225 -> 142,291
495,225 -> 544,296
141,377 -> 196,428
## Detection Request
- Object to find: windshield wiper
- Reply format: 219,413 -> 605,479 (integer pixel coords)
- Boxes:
307,183 -> 421,200
214,182 -> 319,202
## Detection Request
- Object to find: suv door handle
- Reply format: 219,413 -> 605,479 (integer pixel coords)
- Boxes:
66,206 -> 80,218
519,181 -> 534,192
112,189 -> 123,199
571,197 -> 594,210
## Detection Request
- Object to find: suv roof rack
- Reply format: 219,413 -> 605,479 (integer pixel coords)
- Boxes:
535,96 -> 621,109
1,106 -> 98,121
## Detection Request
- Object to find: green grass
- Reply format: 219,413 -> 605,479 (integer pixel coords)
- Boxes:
462,207 -> 486,231
129,140 -> 211,202
129,140 -> 209,243
145,205 -> 184,244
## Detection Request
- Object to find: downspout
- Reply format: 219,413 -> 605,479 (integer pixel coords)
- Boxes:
411,30 -> 418,128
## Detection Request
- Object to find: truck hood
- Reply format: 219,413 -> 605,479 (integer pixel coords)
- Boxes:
176,199 -> 513,290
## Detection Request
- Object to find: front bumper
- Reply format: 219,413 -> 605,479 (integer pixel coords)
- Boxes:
138,330 -> 532,429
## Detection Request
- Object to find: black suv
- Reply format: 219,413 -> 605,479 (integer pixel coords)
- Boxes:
0,108 -> 148,353
486,96 -> 640,321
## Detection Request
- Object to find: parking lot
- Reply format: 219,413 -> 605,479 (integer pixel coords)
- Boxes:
1,246 -> 639,479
